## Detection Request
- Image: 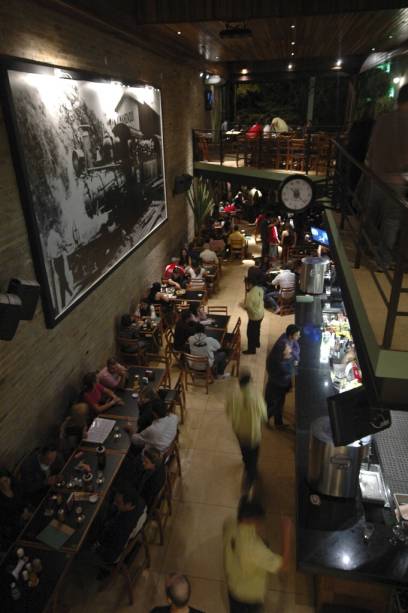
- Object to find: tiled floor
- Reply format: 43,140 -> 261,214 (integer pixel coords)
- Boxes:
64,240 -> 315,612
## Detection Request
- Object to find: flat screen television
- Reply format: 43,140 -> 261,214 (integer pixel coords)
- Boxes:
311,226 -> 329,247
328,386 -> 391,446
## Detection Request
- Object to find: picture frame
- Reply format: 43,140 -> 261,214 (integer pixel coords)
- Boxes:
1,57 -> 168,327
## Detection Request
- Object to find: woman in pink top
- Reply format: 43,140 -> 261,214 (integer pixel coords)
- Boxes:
98,357 -> 127,389
82,372 -> 123,414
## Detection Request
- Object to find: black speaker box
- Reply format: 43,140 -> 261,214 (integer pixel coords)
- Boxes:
173,174 -> 193,195
8,278 -> 40,320
0,293 -> 22,341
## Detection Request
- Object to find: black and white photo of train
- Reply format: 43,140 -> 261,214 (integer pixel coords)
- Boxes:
6,66 -> 167,325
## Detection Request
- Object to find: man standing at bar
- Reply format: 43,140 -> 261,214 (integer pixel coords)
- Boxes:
240,277 -> 264,355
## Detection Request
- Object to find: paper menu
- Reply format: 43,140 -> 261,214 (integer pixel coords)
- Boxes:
86,417 -> 115,444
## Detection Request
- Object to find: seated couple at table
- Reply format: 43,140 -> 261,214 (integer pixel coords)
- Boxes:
125,399 -> 179,454
118,446 -> 166,511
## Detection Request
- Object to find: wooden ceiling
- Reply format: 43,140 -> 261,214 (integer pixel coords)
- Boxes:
48,1 -> 408,72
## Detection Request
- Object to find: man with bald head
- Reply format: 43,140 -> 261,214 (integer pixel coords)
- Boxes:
150,573 -> 205,613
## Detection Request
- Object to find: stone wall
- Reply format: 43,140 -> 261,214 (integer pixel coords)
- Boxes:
0,0 -> 205,466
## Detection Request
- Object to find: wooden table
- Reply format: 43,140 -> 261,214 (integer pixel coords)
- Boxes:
174,290 -> 206,305
205,314 -> 230,331
80,420 -> 130,454
0,542 -> 72,613
137,320 -> 161,350
102,390 -> 140,422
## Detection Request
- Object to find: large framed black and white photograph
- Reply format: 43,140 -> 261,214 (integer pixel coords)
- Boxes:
3,59 -> 167,327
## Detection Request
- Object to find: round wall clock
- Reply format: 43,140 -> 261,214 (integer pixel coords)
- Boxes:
278,174 -> 315,213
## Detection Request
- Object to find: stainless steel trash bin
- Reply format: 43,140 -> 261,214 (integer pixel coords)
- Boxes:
300,256 -> 326,294
308,416 -> 371,498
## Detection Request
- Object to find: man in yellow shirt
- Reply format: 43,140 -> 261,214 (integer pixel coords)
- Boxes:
225,371 -> 267,489
223,497 -> 291,612
228,225 -> 246,250
240,278 -> 264,355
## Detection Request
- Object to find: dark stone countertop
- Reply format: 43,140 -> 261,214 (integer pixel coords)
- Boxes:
295,296 -> 408,586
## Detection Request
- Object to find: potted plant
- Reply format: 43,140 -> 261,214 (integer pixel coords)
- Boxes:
186,177 -> 215,235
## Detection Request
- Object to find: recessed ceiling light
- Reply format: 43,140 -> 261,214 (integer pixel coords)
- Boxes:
199,72 -> 204,77
288,64 -> 293,70
215,56 -> 220,60
177,31 -> 181,35
291,52 -> 295,56
291,24 -> 295,29
371,47 -> 376,51
388,34 -> 393,39
241,68 -> 249,74
291,41 -> 295,45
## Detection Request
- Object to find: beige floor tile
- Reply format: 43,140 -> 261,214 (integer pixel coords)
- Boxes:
195,409 -> 241,456
161,501 -> 233,580
173,448 -> 242,507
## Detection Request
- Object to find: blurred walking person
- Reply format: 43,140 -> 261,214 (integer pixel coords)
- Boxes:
226,371 -> 267,491
223,497 -> 291,613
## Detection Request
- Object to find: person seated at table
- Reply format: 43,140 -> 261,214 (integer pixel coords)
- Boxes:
199,242 -> 218,265
59,402 -> 90,458
271,116 -> 289,133
188,303 -> 208,323
179,247 -> 191,267
174,309 -> 196,351
122,447 -> 166,510
168,266 -> 188,290
126,400 -> 179,454
98,357 -> 128,390
272,264 -> 296,294
147,282 -> 176,306
118,314 -> 147,354
228,225 -> 246,250
20,445 -> 64,507
0,468 -> 31,549
209,231 -> 226,256
245,121 -> 263,139
94,483 -> 147,566
133,298 -> 153,318
163,261 -> 185,281
188,323 -> 229,379
82,372 -> 124,415
150,574 -> 205,613
185,260 -> 205,280
138,385 -> 161,432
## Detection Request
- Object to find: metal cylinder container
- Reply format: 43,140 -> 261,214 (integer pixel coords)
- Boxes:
308,416 -> 371,498
300,256 -> 327,294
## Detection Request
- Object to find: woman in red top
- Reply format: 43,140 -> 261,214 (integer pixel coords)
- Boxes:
82,372 -> 123,414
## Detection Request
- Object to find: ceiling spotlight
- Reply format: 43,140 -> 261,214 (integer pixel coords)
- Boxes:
177,31 -> 181,35
388,34 -> 393,39
291,52 -> 295,56
205,74 -> 210,79
291,41 -> 295,45
371,47 -> 376,51
288,64 -> 293,70
199,72 -> 204,77
215,56 -> 220,60
393,76 -> 401,84
291,24 -> 295,29
336,59 -> 342,66
241,68 -> 249,74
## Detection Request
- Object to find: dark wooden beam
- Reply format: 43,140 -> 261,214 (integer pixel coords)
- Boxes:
132,0 -> 408,24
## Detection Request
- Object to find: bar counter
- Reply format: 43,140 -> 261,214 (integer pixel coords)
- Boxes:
295,296 -> 408,586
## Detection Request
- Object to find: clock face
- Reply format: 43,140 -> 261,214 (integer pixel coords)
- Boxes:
279,176 -> 314,212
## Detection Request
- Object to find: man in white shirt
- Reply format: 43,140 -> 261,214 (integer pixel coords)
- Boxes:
188,323 -> 228,378
126,401 -> 178,453
272,268 -> 296,292
199,242 -> 218,264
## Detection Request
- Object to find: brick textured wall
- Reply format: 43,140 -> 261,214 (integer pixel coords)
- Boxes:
0,0 -> 205,466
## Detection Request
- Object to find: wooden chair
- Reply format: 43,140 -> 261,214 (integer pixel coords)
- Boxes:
278,288 -> 295,316
276,134 -> 291,169
163,328 -> 183,367
223,317 -> 241,348
145,468 -> 172,546
101,521 -> 150,606
159,371 -> 187,424
207,305 -> 228,315
288,138 -> 305,172
229,237 -> 246,260
228,330 -> 242,377
145,347 -> 172,388
116,337 -> 147,365
182,353 -> 214,394
162,434 -> 182,498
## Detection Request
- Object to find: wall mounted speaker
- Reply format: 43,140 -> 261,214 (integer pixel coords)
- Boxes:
8,278 -> 40,320
173,174 -> 193,195
0,293 -> 23,341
